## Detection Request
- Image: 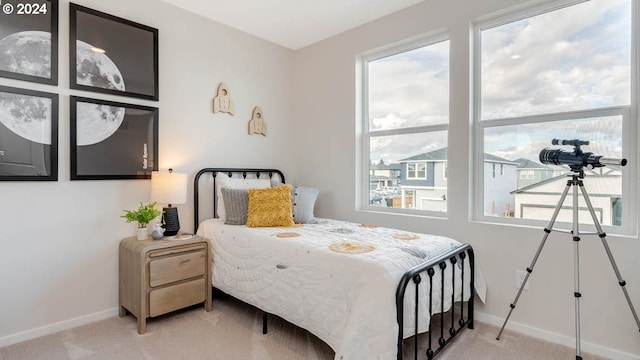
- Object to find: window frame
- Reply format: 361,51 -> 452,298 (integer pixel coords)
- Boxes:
471,0 -> 638,235
358,31 -> 450,217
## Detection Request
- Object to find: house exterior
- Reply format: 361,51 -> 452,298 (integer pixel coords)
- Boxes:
511,168 -> 623,226
397,148 -> 448,211
513,158 -> 557,189
483,153 -> 519,216
369,162 -> 401,191
396,148 -> 517,214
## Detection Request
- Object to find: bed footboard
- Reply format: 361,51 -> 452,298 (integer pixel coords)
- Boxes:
396,243 -> 474,360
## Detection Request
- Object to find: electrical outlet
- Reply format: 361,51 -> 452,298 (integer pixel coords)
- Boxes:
515,269 -> 529,290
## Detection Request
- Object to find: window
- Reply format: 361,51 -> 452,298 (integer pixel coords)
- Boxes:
361,34 -> 450,214
407,163 -> 427,179
474,0 -> 635,233
520,170 -> 535,180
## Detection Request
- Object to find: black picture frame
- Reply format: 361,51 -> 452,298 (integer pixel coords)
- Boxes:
0,0 -> 58,85
0,85 -> 58,181
70,96 -> 158,180
69,3 -> 159,100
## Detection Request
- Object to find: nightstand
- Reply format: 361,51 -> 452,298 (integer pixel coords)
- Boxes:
118,235 -> 212,334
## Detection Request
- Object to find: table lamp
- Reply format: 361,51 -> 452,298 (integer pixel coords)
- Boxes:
151,168 -> 187,236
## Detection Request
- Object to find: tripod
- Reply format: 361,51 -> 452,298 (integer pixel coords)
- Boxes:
496,169 -> 640,360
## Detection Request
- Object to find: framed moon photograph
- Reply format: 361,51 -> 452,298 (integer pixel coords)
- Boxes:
0,85 -> 58,181
69,3 -> 159,100
70,96 -> 158,180
0,0 -> 58,85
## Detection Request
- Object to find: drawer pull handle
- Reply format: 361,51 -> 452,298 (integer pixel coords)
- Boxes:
180,259 -> 191,266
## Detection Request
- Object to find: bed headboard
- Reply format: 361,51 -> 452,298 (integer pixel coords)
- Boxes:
193,168 -> 285,231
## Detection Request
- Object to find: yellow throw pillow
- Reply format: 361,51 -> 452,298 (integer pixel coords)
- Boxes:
246,184 -> 295,227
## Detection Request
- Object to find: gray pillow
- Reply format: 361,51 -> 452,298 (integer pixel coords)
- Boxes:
221,187 -> 249,225
292,186 -> 319,224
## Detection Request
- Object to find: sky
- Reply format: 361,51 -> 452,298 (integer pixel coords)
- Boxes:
368,0 -> 631,165
481,0 -> 630,118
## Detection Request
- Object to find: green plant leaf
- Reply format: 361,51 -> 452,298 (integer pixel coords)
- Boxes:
121,202 -> 162,228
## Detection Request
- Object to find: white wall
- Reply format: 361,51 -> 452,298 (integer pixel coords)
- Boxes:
292,0 -> 640,358
0,0 -> 294,345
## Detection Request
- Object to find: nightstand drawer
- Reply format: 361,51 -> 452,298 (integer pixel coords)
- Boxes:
149,278 -> 206,317
149,251 -> 205,287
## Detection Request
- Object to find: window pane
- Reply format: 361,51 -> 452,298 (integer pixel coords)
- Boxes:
407,163 -> 416,178
369,131 -> 447,211
368,40 -> 449,131
483,115 -> 624,226
417,163 -> 426,178
481,0 -> 631,120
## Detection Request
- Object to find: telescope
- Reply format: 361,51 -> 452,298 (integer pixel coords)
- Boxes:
499,139 -> 640,357
539,139 -> 627,170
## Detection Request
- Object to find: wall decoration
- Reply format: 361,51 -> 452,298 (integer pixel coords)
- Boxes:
69,3 -> 159,100
70,96 -> 158,180
212,82 -> 234,115
0,0 -> 58,85
0,85 -> 58,181
248,106 -> 267,136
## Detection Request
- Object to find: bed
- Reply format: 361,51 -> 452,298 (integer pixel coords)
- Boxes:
193,168 -> 480,360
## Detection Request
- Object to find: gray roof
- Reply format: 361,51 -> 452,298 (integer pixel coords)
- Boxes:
400,148 -> 448,161
370,163 -> 401,170
400,147 -> 515,164
513,158 -> 548,169
483,153 -> 516,164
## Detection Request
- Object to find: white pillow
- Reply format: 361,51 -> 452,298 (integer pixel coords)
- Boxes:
292,186 -> 319,224
216,172 -> 271,220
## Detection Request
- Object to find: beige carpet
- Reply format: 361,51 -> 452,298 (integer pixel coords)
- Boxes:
0,295 -> 608,360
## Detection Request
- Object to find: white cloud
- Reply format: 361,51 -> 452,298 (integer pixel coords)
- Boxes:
481,0 -> 630,120
368,41 -> 449,131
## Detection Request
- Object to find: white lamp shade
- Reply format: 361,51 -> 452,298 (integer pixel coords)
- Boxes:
151,170 -> 187,205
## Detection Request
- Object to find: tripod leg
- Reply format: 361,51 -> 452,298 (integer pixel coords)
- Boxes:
578,184 -> 640,331
572,179 -> 582,360
496,180 -> 572,341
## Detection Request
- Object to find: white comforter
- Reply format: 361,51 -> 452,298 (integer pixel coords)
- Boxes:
197,218 -> 477,360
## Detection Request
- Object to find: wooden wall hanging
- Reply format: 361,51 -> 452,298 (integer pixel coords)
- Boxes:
248,106 -> 266,136
212,82 -> 234,115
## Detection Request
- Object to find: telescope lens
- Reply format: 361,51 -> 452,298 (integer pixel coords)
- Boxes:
539,148 -> 561,165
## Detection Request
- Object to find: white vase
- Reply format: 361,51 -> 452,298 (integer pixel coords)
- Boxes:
137,227 -> 148,240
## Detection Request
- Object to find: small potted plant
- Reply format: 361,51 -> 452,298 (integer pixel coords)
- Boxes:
121,202 -> 162,240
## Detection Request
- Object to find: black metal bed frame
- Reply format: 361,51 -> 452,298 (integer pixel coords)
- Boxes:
396,243 -> 475,360
193,167 -> 285,230
193,168 -> 475,360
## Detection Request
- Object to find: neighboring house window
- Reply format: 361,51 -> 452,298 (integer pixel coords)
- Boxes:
407,163 -> 426,179
474,0 -> 635,233
361,33 -> 450,214
520,170 -> 534,180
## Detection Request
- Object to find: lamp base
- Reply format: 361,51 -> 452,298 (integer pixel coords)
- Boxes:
162,206 -> 180,236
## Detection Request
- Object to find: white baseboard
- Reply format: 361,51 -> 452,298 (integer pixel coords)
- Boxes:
0,308 -> 119,348
1,307 -> 637,360
475,311 -> 640,360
